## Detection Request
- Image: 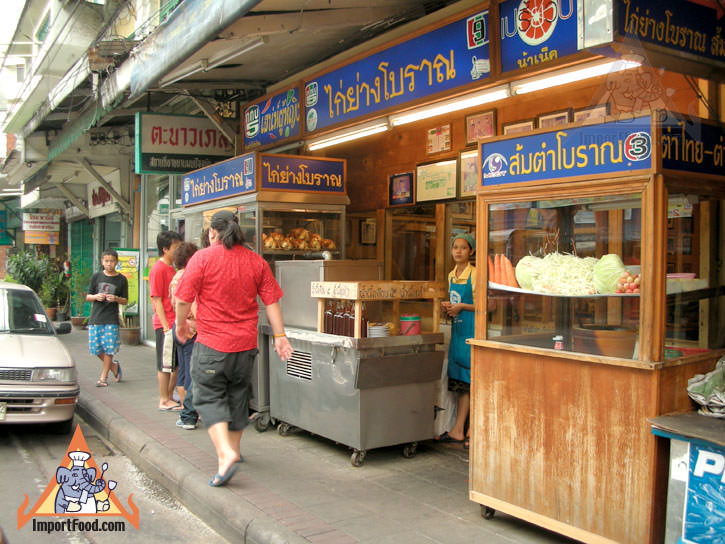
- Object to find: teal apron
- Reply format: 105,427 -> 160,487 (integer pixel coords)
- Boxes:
448,273 -> 474,384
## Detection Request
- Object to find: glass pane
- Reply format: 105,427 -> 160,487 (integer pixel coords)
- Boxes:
391,205 -> 436,280
447,201 -> 476,275
487,194 -> 641,359
145,175 -> 171,250
665,194 -> 723,357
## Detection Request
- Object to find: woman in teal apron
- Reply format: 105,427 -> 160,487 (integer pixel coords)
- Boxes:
438,233 -> 475,449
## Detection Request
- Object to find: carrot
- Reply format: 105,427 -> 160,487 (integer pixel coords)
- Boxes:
503,255 -> 519,288
487,255 -> 494,283
494,254 -> 502,285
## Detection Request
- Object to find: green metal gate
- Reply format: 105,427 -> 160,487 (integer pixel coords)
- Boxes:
70,221 -> 94,316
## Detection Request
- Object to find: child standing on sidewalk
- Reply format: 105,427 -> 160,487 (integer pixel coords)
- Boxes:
86,249 -> 128,387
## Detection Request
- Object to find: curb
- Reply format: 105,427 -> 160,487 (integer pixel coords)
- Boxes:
76,393 -> 308,544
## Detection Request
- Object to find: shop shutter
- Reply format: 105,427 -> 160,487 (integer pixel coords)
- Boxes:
70,221 -> 94,316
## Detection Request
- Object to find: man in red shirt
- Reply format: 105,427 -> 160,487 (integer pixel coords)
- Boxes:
174,210 -> 293,487
149,230 -> 182,411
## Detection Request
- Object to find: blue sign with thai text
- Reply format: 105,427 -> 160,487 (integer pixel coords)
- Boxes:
499,0 -> 579,73
661,115 -> 725,177
304,9 -> 490,133
682,441 -> 725,543
244,88 -> 300,149
181,153 -> 256,206
260,154 -> 345,193
618,0 -> 725,66
480,116 -> 654,185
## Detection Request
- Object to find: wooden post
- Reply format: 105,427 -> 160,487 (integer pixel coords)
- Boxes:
317,298 -> 325,333
354,300 -> 362,338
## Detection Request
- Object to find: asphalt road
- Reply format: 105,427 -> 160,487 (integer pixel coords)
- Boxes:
0,416 -> 229,544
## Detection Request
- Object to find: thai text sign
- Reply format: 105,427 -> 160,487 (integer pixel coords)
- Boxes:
115,248 -> 140,313
682,442 -> 725,543
260,154 -> 345,193
135,112 -> 234,174
24,231 -> 59,245
88,171 -> 121,219
480,116 -> 653,185
182,153 -> 256,206
304,9 -> 490,133
661,116 -> 725,177
22,213 -> 60,232
499,0 -> 579,73
244,88 -> 300,149
618,0 -> 725,65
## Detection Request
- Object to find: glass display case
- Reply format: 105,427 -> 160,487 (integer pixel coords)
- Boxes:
485,190 -> 722,361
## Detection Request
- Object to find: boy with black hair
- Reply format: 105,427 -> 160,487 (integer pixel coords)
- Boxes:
150,230 -> 182,411
87,249 -> 128,387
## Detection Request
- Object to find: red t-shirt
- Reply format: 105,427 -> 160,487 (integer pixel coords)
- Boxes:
149,258 -> 176,330
173,244 -> 284,352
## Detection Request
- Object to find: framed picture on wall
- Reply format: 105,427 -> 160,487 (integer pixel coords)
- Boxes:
416,159 -> 457,202
458,149 -> 478,199
503,119 -> 535,135
360,219 -> 377,245
573,103 -> 610,123
426,124 -> 451,154
465,110 -> 496,146
388,172 -> 414,207
538,109 -> 571,129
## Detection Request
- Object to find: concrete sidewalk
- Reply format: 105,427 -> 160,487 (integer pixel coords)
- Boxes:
61,326 -> 571,544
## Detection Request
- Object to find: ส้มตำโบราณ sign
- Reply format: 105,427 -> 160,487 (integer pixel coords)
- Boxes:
480,116 -> 654,185
244,87 -> 300,149
304,9 -> 490,133
182,153 -> 256,206
499,0 -> 579,73
135,112 -> 234,175
617,0 -> 725,66
661,115 -> 725,177
260,154 -> 345,193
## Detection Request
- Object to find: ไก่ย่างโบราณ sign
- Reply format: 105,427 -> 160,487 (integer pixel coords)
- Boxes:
181,153 -> 256,206
479,115 -> 654,185
259,154 -> 345,193
135,112 -> 234,175
303,8 -> 490,133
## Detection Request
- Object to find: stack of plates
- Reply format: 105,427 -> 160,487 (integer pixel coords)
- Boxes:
367,323 -> 390,337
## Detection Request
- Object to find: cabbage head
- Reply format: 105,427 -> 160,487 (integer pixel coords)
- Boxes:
593,254 -> 627,294
515,255 -> 543,291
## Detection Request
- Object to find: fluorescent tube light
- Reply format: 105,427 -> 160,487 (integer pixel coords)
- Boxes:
390,85 -> 510,126
512,58 -> 641,95
307,120 -> 389,151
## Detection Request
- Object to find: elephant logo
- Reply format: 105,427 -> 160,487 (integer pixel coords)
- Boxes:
18,425 -> 140,530
55,451 -> 115,514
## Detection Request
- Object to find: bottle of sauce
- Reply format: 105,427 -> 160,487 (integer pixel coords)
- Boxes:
343,302 -> 353,337
360,302 -> 368,338
324,300 -> 333,333
333,300 -> 344,335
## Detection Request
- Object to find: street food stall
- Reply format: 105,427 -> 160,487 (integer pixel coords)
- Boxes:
267,280 -> 446,466
470,112 -> 725,543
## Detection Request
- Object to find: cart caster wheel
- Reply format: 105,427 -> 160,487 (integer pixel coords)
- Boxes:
350,450 -> 366,467
481,506 -> 495,520
402,442 -> 417,458
278,422 -> 292,436
254,413 -> 271,433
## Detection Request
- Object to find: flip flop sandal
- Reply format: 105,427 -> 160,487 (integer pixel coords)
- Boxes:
209,462 -> 240,487
96,380 -> 108,387
436,431 -> 465,444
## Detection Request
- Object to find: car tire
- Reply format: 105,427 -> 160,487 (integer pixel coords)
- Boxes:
49,417 -> 74,435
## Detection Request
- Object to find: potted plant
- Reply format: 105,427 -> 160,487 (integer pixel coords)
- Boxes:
119,311 -> 140,345
40,270 -> 68,321
6,251 -> 50,294
70,258 -> 93,327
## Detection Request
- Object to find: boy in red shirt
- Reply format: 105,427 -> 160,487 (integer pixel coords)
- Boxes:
149,230 -> 182,411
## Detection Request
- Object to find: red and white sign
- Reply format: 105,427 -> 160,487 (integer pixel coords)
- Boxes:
22,213 -> 60,232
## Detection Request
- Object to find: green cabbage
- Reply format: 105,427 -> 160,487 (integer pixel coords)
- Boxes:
593,254 -> 627,294
515,255 -> 543,291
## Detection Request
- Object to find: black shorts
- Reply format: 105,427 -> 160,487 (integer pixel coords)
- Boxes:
191,342 -> 258,431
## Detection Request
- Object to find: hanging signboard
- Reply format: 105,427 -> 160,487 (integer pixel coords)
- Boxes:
259,154 -> 345,193
24,231 -> 60,245
243,87 -> 301,150
616,0 -> 725,66
181,153 -> 256,207
499,0 -> 580,73
87,170 -> 121,219
135,112 -> 234,175
22,213 -> 60,232
480,115 -> 654,185
661,115 -> 725,177
304,8 -> 490,133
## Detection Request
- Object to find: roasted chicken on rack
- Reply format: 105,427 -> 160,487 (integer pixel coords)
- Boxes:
261,228 -> 336,250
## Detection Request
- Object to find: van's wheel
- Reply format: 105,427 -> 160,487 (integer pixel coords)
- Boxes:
351,450 -> 366,467
481,506 -> 495,519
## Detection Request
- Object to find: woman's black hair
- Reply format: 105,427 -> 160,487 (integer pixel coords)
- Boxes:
209,211 -> 245,249
200,228 -> 210,248
173,242 -> 199,269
